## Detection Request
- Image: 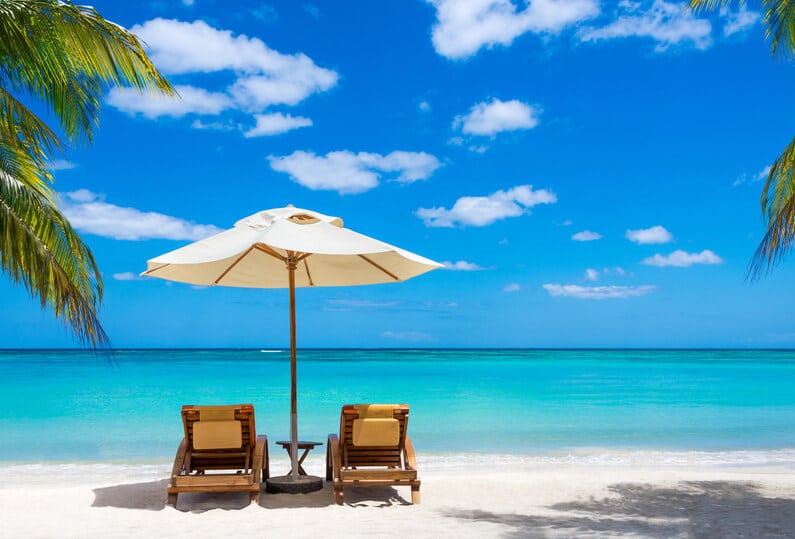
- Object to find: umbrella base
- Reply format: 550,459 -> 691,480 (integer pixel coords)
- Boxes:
265,475 -> 324,494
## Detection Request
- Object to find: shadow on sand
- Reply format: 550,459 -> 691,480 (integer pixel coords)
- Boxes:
443,481 -> 795,538
92,480 -> 410,512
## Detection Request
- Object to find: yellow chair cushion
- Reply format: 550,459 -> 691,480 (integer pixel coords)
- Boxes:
196,406 -> 236,421
193,420 -> 242,449
352,418 -> 400,446
353,404 -> 398,418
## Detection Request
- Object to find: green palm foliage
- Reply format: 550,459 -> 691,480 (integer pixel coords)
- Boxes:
692,0 -> 795,278
0,0 -> 174,346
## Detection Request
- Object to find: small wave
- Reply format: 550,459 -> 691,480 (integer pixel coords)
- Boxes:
416,448 -> 795,469
259,350 -> 283,353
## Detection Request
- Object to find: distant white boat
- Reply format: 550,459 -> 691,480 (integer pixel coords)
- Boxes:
260,349 -> 283,353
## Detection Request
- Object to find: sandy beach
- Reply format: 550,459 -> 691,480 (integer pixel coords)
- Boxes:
2,455 -> 795,538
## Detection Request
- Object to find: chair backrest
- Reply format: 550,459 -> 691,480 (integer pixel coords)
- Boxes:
340,404 -> 409,468
182,404 -> 256,451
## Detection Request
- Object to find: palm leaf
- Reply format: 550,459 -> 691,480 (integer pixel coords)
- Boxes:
0,0 -> 176,347
0,0 -> 174,145
691,0 -> 795,58
0,168 -> 108,347
748,137 -> 795,280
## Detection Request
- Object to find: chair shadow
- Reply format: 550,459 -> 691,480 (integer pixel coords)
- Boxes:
92,479 -> 411,511
92,479 -> 170,511
92,479 -> 340,512
441,481 -> 795,539
342,486 -> 412,507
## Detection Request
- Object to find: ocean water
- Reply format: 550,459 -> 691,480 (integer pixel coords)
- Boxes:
2,349 -> 795,464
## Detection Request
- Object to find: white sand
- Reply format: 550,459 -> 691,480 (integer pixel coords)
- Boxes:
2,455 -> 795,538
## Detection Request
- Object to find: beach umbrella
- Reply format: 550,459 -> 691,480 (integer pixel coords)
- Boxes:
142,205 -> 441,483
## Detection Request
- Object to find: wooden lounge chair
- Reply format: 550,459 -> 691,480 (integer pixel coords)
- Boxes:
326,404 -> 420,505
167,404 -> 268,507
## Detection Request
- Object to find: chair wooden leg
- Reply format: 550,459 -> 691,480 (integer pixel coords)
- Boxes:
334,485 -> 344,505
411,486 -> 420,504
166,493 -> 178,508
250,491 -> 260,505
325,444 -> 332,481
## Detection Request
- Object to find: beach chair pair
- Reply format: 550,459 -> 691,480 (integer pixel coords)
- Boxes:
166,403 -> 420,507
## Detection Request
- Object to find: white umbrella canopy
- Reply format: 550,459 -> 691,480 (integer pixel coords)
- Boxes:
143,205 -> 441,483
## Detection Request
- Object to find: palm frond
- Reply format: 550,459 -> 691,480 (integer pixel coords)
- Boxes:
0,143 -> 54,203
0,0 -> 174,145
764,0 -> 795,57
748,136 -> 795,280
0,87 -> 63,197
689,0 -> 737,10
0,168 -> 108,347
691,0 -> 795,58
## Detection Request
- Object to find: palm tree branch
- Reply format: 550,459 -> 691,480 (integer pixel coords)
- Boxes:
0,86 -> 64,162
0,0 -> 174,145
0,168 -> 108,347
691,0 -> 795,58
0,143 -> 55,202
748,135 -> 795,279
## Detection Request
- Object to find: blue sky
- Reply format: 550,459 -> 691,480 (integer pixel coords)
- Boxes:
3,0 -> 795,348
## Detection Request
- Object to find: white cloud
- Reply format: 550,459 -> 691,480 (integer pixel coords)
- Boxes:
303,4 -> 320,18
443,260 -> 485,271
49,159 -> 76,171
733,165 -> 771,187
190,119 -> 238,131
429,0 -> 600,59
454,98 -> 539,136
720,5 -> 759,37
755,165 -> 772,181
243,113 -> 312,137
579,0 -> 712,51
503,283 -> 521,292
107,18 -> 337,132
572,230 -> 602,241
250,5 -> 278,23
59,189 -> 222,241
543,283 -> 656,299
626,225 -> 672,244
642,249 -> 723,267
584,267 -> 627,281
268,150 -> 442,194
417,184 -> 556,227
112,272 -> 144,281
418,100 -> 431,112
107,84 -> 233,119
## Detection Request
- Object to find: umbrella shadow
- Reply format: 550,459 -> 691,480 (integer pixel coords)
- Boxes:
260,483 -> 411,508
441,481 -> 795,538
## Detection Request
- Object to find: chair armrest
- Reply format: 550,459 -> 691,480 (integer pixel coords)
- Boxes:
327,434 -> 340,481
403,435 -> 418,471
253,435 -> 267,482
170,439 -> 188,479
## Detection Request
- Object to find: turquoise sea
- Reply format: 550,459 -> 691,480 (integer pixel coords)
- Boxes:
2,349 -> 795,463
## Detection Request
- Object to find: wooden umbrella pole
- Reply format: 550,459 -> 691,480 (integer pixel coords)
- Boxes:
288,258 -> 299,481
